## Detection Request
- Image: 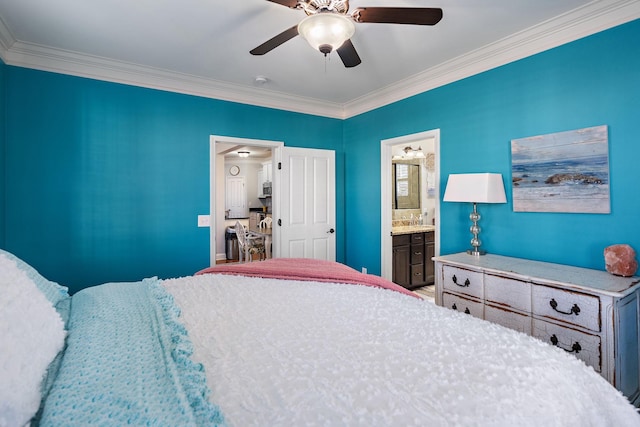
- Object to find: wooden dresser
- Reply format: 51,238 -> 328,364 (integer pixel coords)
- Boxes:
434,252 -> 640,406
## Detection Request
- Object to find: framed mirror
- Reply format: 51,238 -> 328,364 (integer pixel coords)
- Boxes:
392,161 -> 421,209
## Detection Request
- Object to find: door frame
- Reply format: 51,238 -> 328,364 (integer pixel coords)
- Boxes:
380,129 -> 441,281
209,135 -> 284,266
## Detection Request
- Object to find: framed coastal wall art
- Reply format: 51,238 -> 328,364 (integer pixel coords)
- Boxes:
511,125 -> 610,213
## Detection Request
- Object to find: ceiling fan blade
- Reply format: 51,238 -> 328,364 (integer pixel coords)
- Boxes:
265,0 -> 299,8
353,7 -> 443,25
336,39 -> 361,68
250,25 -> 299,56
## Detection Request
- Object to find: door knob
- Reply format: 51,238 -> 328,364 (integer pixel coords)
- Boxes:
327,228 -> 335,234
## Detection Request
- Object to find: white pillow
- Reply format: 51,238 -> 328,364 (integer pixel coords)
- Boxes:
0,249 -> 69,308
0,254 -> 66,427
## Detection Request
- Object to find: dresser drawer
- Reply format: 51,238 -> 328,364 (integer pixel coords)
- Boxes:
532,285 -> 600,332
393,234 -> 410,246
485,304 -> 532,334
485,274 -> 531,313
442,292 -> 483,319
411,233 -> 425,244
410,245 -> 424,265
442,265 -> 483,299
532,319 -> 602,372
410,263 -> 425,286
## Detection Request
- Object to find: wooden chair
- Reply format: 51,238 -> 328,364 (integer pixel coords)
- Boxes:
235,221 -> 265,263
259,217 -> 272,229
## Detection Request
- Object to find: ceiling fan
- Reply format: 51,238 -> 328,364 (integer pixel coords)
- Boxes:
250,0 -> 443,68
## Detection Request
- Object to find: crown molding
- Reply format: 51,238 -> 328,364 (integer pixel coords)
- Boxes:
0,0 -> 638,120
0,14 -> 15,63
343,0 -> 640,118
1,40 -> 346,119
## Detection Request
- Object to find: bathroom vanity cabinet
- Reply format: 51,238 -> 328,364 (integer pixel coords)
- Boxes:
392,230 -> 434,289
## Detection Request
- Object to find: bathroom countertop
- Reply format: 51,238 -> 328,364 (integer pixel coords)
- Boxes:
391,225 -> 435,236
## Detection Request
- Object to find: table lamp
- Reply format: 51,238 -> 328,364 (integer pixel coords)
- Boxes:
443,173 -> 507,256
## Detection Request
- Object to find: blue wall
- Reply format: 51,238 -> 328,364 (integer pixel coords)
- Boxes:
3,20 -> 639,292
4,69 -> 344,293
345,19 -> 640,274
0,58 -> 5,248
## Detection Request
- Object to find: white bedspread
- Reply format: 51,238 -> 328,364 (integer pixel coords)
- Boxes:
163,274 -> 640,427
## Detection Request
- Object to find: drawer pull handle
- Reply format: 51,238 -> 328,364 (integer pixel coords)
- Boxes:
549,299 -> 580,316
451,275 -> 470,287
451,303 -> 471,315
550,334 -> 582,354
413,251 -> 422,256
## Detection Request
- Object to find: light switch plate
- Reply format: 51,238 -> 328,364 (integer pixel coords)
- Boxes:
197,215 -> 210,227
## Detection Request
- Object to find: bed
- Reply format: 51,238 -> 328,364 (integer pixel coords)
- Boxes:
2,249 -> 639,427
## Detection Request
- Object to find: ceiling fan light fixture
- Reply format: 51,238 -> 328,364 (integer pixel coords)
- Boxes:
297,13 -> 355,55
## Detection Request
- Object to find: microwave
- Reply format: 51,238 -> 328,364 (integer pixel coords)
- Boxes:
263,182 -> 272,195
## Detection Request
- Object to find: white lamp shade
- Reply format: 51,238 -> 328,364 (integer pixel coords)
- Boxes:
297,13 -> 355,53
443,173 -> 507,203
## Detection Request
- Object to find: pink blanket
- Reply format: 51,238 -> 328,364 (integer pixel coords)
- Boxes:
196,258 -> 420,299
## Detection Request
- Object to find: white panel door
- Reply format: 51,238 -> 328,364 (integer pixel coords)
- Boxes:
225,176 -> 248,219
278,147 -> 335,260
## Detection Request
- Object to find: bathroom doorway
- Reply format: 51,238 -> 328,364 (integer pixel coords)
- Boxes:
380,129 -> 441,282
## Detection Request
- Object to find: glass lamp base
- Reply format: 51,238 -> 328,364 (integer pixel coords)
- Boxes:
467,248 -> 486,256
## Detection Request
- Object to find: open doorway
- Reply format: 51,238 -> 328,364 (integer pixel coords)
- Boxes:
209,136 -> 283,266
380,129 -> 441,283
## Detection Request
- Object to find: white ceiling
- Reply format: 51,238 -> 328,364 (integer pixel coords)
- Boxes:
0,1 -> 638,118
218,142 -> 273,160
